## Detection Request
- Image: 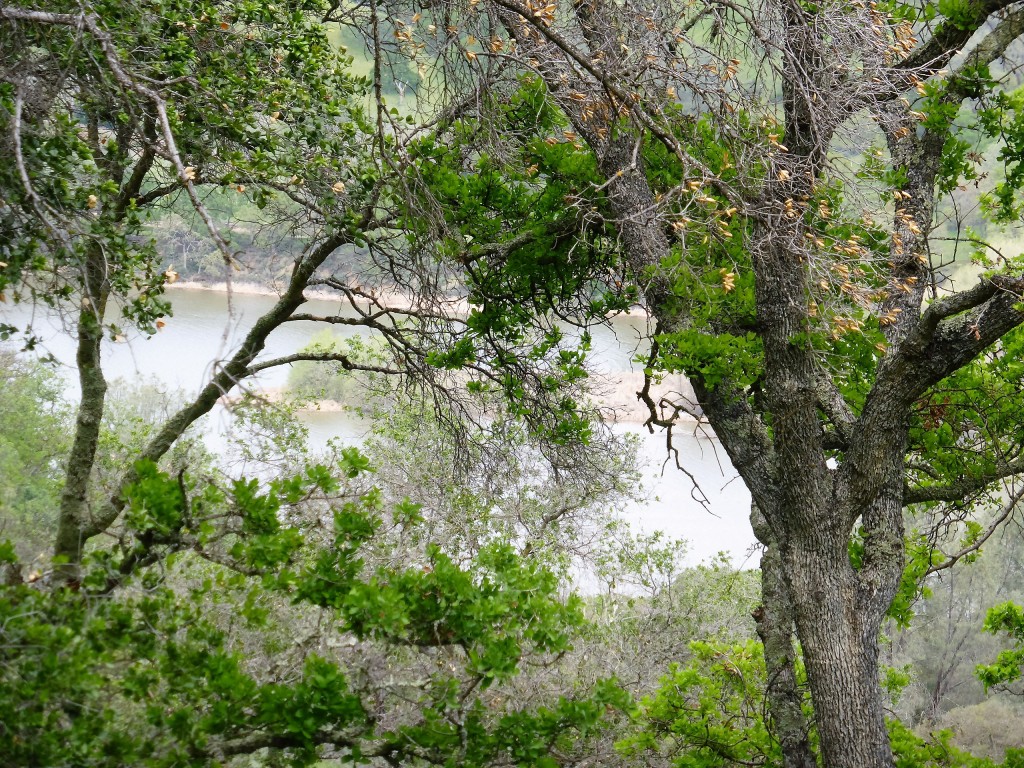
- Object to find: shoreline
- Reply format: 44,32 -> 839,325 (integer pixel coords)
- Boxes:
166,278 -> 652,320
233,368 -> 702,427
168,280 -> 693,425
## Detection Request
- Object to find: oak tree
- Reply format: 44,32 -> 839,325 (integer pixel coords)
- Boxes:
379,0 -> 1024,764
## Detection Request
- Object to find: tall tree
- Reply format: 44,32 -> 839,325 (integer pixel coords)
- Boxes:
0,0 -> 602,580
0,0 -> 376,572
379,0 -> 1024,764
0,7 -> 649,764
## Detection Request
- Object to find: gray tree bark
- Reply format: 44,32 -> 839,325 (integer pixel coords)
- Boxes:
751,505 -> 816,768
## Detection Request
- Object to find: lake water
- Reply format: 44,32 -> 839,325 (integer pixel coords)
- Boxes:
1,288 -> 756,565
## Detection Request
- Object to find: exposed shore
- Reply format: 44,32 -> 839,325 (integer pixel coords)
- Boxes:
168,280 -> 695,425
230,369 -> 701,425
167,278 -> 652,319
168,278 -> 473,316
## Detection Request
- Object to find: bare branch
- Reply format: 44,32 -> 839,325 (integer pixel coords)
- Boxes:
924,484 -> 1024,576
689,374 -> 778,519
246,352 -> 403,377
897,0 -> 1023,73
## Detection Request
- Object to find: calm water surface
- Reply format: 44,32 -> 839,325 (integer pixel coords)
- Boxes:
1,288 -> 756,564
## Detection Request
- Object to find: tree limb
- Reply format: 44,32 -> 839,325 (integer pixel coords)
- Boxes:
246,351 -> 403,377
815,372 -> 857,446
840,276 -> 1024,518
905,456 -> 1024,504
915,276 -> 1023,345
78,226 -> 364,545
924,484 -> 1024,576
897,0 -> 1023,73
948,5 -> 1024,97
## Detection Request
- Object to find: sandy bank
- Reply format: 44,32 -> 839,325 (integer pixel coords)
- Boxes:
232,369 -> 700,426
171,281 -> 689,425
166,279 -> 651,320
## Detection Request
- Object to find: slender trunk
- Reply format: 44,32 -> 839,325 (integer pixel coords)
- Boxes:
80,231 -> 353,542
54,250 -> 109,575
751,506 -> 817,768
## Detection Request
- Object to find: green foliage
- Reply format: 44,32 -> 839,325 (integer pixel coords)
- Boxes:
408,76 -> 618,340
877,0 -> 938,22
977,602 -> 1024,690
622,640 -> 789,767
883,665 -> 914,706
0,451 -> 627,766
0,352 -> 71,559
0,578 -> 373,767
622,637 -> 1024,768
891,533 -> 937,627
0,0 -> 371,338
402,77 -> 633,444
124,460 -> 187,544
972,85 -> 1024,224
887,718 -> 1021,767
936,0 -> 985,29
655,328 -> 762,389
905,332 -> 1024,512
638,117 -> 768,387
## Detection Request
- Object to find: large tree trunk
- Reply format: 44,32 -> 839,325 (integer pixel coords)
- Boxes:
750,186 -> 902,766
786,543 -> 895,768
